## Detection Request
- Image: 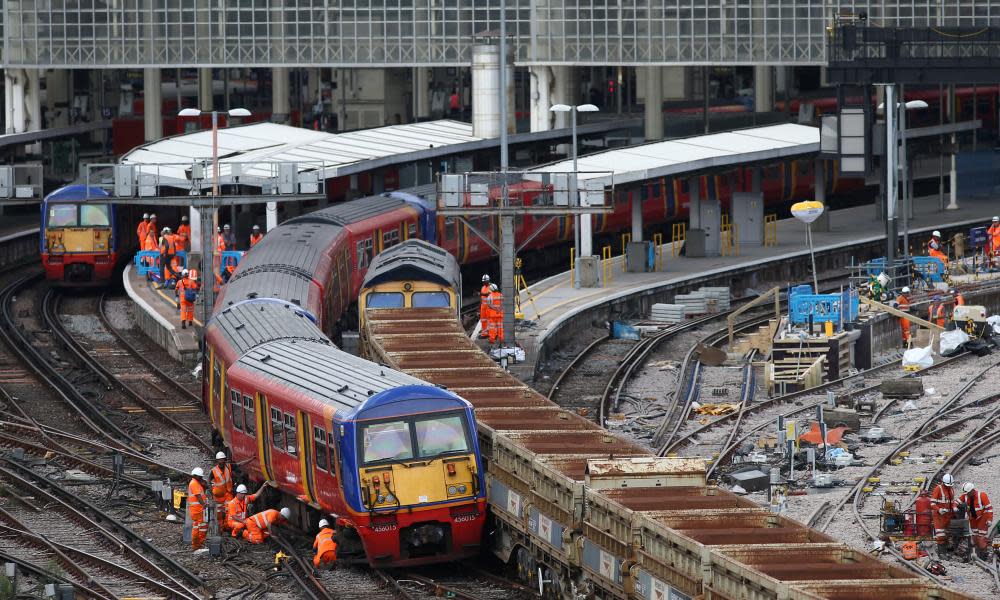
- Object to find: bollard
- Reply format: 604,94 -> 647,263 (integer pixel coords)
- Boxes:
44,583 -> 55,597
57,583 -> 75,600
826,390 -> 836,408
207,535 -> 223,557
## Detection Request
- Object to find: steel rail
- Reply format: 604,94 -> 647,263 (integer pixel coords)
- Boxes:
270,532 -> 336,600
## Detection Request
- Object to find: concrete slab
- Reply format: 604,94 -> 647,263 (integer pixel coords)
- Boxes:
513,194 -> 1000,381
123,264 -> 201,366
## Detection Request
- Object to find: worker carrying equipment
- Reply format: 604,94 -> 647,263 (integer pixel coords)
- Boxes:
479,275 -> 491,338
927,230 -> 948,265
209,451 -> 234,527
487,283 -> 503,344
897,287 -> 912,347
225,482 -> 267,537
931,474 -> 957,547
959,482 -> 993,556
242,507 -> 291,544
175,269 -> 199,329
187,467 -> 209,551
250,225 -> 263,248
313,518 -> 337,568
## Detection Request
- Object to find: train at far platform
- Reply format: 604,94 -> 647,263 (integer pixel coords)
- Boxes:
39,184 -> 181,286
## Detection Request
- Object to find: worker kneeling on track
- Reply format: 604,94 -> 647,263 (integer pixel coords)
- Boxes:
225,482 -> 267,537
242,506 -> 291,544
313,518 -> 337,569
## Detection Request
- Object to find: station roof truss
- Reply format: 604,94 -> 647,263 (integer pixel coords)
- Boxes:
527,123 -> 819,187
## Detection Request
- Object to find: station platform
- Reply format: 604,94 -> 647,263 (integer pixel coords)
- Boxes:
512,194 -> 1000,382
0,213 -> 39,240
0,213 -> 40,269
123,263 -> 202,365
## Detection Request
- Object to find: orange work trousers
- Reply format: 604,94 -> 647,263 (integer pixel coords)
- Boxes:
242,520 -> 269,544
190,508 -> 207,550
899,317 -> 911,345
180,300 -> 194,323
932,512 -> 952,545
314,549 -> 336,568
970,516 -> 991,550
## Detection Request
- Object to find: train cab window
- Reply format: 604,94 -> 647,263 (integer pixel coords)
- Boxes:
415,414 -> 470,458
243,395 -> 256,436
366,292 -> 404,308
356,238 -> 374,270
313,426 -> 329,471
230,390 -> 243,431
284,413 -> 298,456
382,228 -> 400,249
361,420 -> 414,464
47,204 -> 78,227
411,291 -> 451,308
80,205 -> 111,227
270,407 -> 284,450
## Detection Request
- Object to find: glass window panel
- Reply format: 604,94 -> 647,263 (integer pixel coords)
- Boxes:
47,204 -> 78,228
243,395 -> 256,437
411,291 -> 451,308
79,204 -> 111,227
414,414 -> 469,458
230,390 -> 243,431
284,413 -> 298,456
361,420 -> 413,464
366,292 -> 404,308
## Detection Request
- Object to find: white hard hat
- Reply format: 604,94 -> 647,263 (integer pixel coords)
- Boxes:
236,484 -> 248,494
181,215 -> 188,222
490,283 -> 498,292
932,230 -> 941,237
318,519 -> 330,528
215,451 -> 226,460
149,213 -> 157,219
181,269 -> 189,276
162,227 -> 171,233
224,224 -> 231,230
190,272 -> 198,281
482,274 -> 490,282
993,216 -> 999,222
280,507 -> 291,519
963,482 -> 974,493
901,286 -> 910,293
942,473 -> 954,486
143,213 -> 150,219
252,225 -> 260,231
191,467 -> 204,477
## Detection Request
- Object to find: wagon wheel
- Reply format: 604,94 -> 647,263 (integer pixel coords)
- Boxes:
515,547 -> 536,584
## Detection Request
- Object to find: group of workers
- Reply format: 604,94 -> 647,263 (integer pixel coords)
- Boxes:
894,286 -> 965,346
187,453 -> 337,568
930,474 -> 993,556
478,274 -> 504,343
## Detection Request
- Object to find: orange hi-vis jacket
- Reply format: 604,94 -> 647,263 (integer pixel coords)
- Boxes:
244,509 -> 284,543
177,224 -> 191,248
160,233 -> 178,255
137,221 -> 150,245
210,463 -> 233,503
226,492 -> 260,524
961,489 -> 993,526
250,232 -> 263,247
313,527 -> 337,567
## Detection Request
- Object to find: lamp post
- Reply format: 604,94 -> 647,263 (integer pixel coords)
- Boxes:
877,98 -> 928,262
550,103 -> 599,267
177,107 -> 251,324
791,200 -> 825,293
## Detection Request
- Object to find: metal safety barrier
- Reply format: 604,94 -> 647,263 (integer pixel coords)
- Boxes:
134,251 -> 160,277
671,222 -> 686,256
219,251 -> 243,278
789,287 -> 859,325
620,233 -> 631,271
764,214 -> 778,247
911,256 -> 947,283
568,247 -> 575,285
601,245 -> 613,287
720,223 -> 739,257
652,233 -> 664,271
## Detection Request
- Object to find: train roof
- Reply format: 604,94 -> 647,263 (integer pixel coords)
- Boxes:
233,339 -> 426,413
44,185 -> 109,202
361,239 -> 460,291
284,195 -> 407,227
206,299 -> 329,358
231,222 -> 342,279
220,269 -> 317,310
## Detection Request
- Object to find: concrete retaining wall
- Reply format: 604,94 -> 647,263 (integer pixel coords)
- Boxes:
0,229 -> 39,268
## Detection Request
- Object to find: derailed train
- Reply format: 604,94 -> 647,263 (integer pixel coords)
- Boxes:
358,239 -> 974,600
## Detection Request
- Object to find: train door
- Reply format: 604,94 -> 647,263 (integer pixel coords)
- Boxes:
254,393 -> 275,481
310,418 -> 337,507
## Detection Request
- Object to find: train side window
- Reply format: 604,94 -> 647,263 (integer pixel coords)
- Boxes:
382,228 -> 400,249
284,412 -> 298,455
313,426 -> 329,471
270,407 -> 284,451
242,395 -> 256,436
407,222 -> 418,239
356,238 -> 374,270
212,356 -> 223,409
230,389 -> 243,431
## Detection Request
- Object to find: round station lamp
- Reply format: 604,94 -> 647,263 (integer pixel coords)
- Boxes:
791,200 -> 825,293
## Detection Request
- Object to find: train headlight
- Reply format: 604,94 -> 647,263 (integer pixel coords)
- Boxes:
447,485 -> 458,496
385,493 -> 396,504
376,494 -> 385,504
457,484 -> 467,494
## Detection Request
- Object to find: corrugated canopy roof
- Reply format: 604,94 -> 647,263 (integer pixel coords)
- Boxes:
121,119 -> 481,187
528,123 -> 819,187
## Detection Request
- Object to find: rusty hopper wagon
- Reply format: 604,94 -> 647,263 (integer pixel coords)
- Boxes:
359,240 -> 974,600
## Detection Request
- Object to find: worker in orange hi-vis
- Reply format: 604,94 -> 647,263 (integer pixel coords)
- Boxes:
313,519 -> 338,569
209,451 -> 234,527
249,225 -> 263,248
222,224 -> 235,251
959,482 -> 993,555
187,467 -> 209,551
215,226 -> 227,253
224,482 -> 267,537
478,274 -> 491,338
176,215 -> 192,252
487,283 -> 503,344
158,226 -> 179,287
988,216 -> 1000,261
175,270 -> 199,329
931,473 -> 957,548
242,507 -> 291,544
137,213 -> 151,247
927,230 -> 948,266
896,286 -> 912,347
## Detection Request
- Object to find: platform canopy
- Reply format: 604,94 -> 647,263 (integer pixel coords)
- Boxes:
120,120 -> 482,187
528,123 -> 820,187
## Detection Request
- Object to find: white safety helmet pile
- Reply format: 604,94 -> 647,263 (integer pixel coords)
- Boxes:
318,519 -> 330,528
280,507 -> 291,519
191,467 -> 204,477
942,473 -> 954,486
215,451 -> 227,460
236,484 -> 248,494
963,482 -> 975,493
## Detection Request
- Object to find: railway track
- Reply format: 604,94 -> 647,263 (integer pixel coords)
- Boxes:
0,457 -> 206,599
